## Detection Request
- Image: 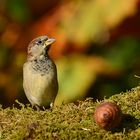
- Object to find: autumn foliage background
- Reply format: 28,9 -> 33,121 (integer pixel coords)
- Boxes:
0,0 -> 139,107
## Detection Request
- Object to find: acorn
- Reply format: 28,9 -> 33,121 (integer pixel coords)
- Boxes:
94,101 -> 122,130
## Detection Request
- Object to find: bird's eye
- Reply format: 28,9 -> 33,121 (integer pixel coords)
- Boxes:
37,40 -> 42,45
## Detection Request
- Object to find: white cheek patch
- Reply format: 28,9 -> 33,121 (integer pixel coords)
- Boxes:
42,44 -> 46,49
32,46 -> 43,56
39,55 -> 44,60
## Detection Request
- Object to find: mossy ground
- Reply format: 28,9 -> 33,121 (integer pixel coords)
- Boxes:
0,86 -> 140,140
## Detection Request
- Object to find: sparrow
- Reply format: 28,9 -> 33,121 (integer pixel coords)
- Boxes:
23,36 -> 58,107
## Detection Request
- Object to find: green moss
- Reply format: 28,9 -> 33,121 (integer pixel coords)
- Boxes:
0,86 -> 140,139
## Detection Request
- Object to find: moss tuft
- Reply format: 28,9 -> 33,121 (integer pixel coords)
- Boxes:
0,86 -> 140,139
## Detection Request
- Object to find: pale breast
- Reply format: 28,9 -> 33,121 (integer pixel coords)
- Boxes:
23,60 -> 58,106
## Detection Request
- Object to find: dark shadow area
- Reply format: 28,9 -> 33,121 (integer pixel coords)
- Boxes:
111,114 -> 140,133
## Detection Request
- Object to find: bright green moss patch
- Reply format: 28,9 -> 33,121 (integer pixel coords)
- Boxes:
0,86 -> 140,139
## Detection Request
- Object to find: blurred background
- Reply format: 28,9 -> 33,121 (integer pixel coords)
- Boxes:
0,0 -> 140,107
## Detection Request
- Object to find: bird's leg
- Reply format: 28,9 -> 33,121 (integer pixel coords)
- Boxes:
32,104 -> 40,111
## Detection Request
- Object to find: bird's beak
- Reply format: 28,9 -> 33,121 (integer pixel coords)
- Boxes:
44,38 -> 55,47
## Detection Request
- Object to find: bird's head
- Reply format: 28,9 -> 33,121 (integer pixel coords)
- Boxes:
27,36 -> 55,61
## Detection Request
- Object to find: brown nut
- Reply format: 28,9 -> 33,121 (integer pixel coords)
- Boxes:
94,102 -> 122,130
